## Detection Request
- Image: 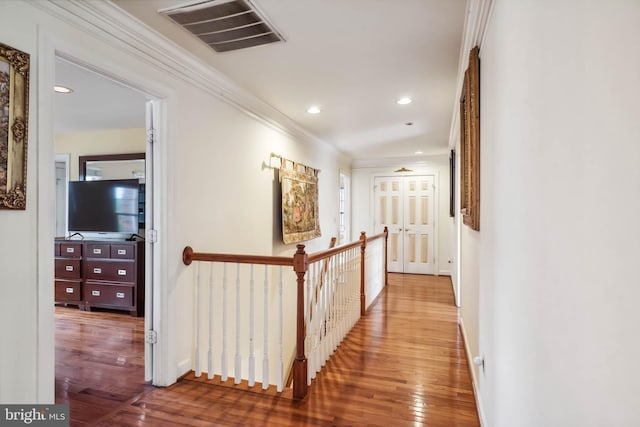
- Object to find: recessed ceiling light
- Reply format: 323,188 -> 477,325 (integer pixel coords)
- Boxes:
54,85 -> 73,94
397,97 -> 412,105
306,106 -> 321,114
415,151 -> 423,155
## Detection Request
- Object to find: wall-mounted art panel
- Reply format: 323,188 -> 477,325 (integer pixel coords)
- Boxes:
0,42 -> 29,210
281,161 -> 320,244
460,46 -> 480,230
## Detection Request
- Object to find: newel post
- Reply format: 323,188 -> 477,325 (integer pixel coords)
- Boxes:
360,231 -> 367,316
383,226 -> 389,286
292,244 -> 309,400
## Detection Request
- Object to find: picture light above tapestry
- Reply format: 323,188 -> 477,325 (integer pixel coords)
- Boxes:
0,41 -> 29,210
272,153 -> 321,244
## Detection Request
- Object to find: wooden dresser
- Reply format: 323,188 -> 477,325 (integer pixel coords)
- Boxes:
54,241 -> 83,308
54,240 -> 145,317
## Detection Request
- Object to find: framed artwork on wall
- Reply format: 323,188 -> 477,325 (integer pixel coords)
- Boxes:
281,161 -> 321,244
449,149 -> 455,218
460,46 -> 480,230
0,42 -> 29,210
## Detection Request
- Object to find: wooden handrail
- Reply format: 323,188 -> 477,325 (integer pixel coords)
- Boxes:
307,239 -> 362,263
183,231 -> 386,267
183,246 -> 293,267
365,230 -> 387,243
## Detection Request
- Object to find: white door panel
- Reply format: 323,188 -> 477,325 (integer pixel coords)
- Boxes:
375,175 -> 435,274
403,177 -> 434,274
375,177 -> 403,272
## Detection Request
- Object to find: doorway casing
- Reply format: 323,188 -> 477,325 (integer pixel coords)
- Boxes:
37,30 -> 169,399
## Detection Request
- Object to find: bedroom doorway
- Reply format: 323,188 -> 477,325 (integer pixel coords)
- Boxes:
53,56 -> 157,388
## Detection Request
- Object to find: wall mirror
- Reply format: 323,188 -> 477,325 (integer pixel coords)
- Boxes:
77,152 -> 146,235
79,153 -> 145,181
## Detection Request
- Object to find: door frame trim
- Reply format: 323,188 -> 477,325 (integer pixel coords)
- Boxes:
37,28 -> 170,400
54,154 -> 70,237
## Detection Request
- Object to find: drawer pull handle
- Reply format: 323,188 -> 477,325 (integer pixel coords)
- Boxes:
65,265 -> 73,272
92,290 -> 101,297
117,249 -> 126,255
93,268 -> 102,274
118,269 -> 127,276
66,248 -> 75,253
93,248 -> 102,254
116,292 -> 125,299
65,288 -> 74,294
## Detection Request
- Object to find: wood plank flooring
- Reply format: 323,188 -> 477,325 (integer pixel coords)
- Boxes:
56,274 -> 479,426
55,307 -> 151,426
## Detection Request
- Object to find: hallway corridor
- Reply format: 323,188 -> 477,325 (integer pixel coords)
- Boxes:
56,273 -> 479,426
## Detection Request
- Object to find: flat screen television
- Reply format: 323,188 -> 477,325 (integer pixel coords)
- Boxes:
68,179 -> 140,238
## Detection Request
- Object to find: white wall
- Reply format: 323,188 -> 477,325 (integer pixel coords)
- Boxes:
459,1 -> 640,425
0,0 -> 349,403
55,128 -> 146,180
352,155 -> 455,276
0,0 -> 44,404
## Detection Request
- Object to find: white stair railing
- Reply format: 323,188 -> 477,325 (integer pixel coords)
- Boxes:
183,251 -> 294,392
305,244 -> 361,384
182,227 -> 388,400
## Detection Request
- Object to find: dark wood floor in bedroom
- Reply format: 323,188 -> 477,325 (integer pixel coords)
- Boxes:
55,273 -> 479,426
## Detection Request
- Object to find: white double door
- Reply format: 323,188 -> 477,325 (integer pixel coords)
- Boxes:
374,175 -> 435,274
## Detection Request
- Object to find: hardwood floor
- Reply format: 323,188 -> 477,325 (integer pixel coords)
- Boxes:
55,307 -> 150,426
56,274 -> 479,426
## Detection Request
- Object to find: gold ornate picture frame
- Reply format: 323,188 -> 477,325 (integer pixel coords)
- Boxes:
460,46 -> 480,230
281,163 -> 321,244
0,42 -> 29,210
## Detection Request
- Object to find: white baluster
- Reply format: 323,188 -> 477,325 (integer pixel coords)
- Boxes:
321,259 -> 329,367
355,247 -> 360,325
307,262 -> 313,382
277,265 -> 283,392
335,253 -> 341,351
208,263 -> 214,379
317,261 -> 323,374
320,260 -> 327,370
329,255 -> 336,354
195,262 -> 201,377
336,252 -> 342,341
248,264 -> 255,387
353,247 -> 359,326
337,253 -> 342,349
234,264 -> 241,384
311,261 -> 318,374
344,251 -> 349,334
221,263 -> 228,381
262,265 -> 269,390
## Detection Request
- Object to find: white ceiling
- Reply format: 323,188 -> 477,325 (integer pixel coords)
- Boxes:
57,0 -> 466,160
54,58 -> 147,134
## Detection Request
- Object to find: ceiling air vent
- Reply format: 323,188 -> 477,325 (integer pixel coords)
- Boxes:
160,0 -> 285,53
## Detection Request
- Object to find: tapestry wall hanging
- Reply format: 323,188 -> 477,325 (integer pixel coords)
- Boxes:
280,158 -> 321,244
0,41 -> 29,210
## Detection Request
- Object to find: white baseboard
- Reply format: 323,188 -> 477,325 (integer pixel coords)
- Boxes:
439,269 -> 452,276
177,358 -> 191,376
459,317 -> 487,427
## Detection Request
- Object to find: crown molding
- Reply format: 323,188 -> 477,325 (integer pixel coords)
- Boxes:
448,0 -> 494,150
28,0 -> 331,150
